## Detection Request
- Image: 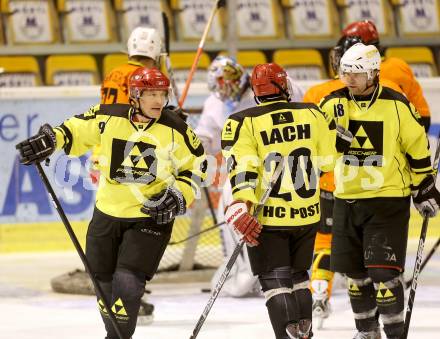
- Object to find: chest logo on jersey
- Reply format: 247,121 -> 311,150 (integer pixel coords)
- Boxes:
110,139 -> 157,184
346,121 -> 383,166
271,111 -> 294,125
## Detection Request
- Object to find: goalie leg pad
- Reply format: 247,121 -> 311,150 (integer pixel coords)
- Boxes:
368,268 -> 405,338
104,269 -> 146,339
259,266 -> 297,339
346,272 -> 379,332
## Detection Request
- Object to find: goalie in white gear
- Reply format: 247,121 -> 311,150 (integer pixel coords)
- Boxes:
195,56 -> 304,297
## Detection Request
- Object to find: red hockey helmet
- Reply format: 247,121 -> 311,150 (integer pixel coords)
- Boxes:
251,63 -> 288,98
129,67 -> 170,99
342,20 -> 379,45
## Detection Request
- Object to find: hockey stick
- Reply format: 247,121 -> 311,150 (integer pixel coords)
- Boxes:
162,9 -> 220,234
164,2 -> 222,225
204,186 -> 218,225
35,162 -> 125,339
403,130 -> 440,339
189,159 -> 284,339
405,236 -> 440,289
162,11 -> 180,104
169,221 -> 225,246
178,0 -> 226,108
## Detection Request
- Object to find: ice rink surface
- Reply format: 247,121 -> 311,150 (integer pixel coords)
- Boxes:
1,239 -> 440,339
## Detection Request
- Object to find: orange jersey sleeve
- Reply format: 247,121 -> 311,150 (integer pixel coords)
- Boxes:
303,79 -> 345,104
381,57 -> 430,117
100,61 -> 142,104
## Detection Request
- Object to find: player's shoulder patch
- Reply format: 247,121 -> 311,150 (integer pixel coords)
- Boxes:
221,118 -> 242,149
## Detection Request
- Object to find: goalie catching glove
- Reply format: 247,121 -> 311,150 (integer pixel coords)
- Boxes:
16,124 -> 56,165
141,187 -> 186,224
412,175 -> 440,217
224,201 -> 262,247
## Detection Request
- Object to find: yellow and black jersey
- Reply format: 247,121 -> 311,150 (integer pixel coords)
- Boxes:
100,61 -> 143,104
319,85 -> 432,200
221,100 -> 336,228
54,104 -> 206,219
303,78 -> 403,193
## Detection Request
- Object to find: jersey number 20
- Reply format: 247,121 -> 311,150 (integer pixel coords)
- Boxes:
263,148 -> 317,201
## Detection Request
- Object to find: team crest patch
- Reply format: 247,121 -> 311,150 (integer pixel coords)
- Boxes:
346,121 -> 383,166
110,139 -> 157,184
222,120 -> 239,141
271,111 -> 294,125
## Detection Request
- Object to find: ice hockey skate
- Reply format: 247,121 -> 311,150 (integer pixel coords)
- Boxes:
137,296 -> 154,326
311,280 -> 331,329
286,319 -> 313,338
353,327 -> 382,339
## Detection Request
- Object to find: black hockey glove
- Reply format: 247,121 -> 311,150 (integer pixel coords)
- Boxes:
141,187 -> 186,224
166,105 -> 188,122
335,124 -> 353,153
15,124 -> 56,166
412,175 -> 440,217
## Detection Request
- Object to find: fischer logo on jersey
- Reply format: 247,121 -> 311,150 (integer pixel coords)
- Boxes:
110,139 -> 157,184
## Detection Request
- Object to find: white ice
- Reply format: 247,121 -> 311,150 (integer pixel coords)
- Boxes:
1,239 -> 440,339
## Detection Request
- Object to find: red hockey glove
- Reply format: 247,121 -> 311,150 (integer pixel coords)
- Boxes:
224,201 -> 262,247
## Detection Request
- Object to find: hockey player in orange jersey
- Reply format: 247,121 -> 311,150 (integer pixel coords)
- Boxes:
101,27 -> 162,104
304,20 -> 432,329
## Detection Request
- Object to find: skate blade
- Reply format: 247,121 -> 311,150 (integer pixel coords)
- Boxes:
137,315 -> 154,326
316,316 -> 324,330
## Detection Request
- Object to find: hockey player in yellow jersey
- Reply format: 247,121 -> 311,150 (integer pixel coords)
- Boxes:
319,43 -> 440,339
92,27 -> 162,323
304,20 -> 432,328
221,63 -> 336,339
16,67 -> 206,339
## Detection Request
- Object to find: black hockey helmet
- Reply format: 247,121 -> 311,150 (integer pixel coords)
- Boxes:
330,35 -> 363,75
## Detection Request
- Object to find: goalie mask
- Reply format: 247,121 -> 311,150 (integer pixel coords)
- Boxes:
207,56 -> 249,102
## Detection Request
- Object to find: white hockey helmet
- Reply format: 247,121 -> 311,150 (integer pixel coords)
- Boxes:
127,27 -> 162,60
339,43 -> 381,80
